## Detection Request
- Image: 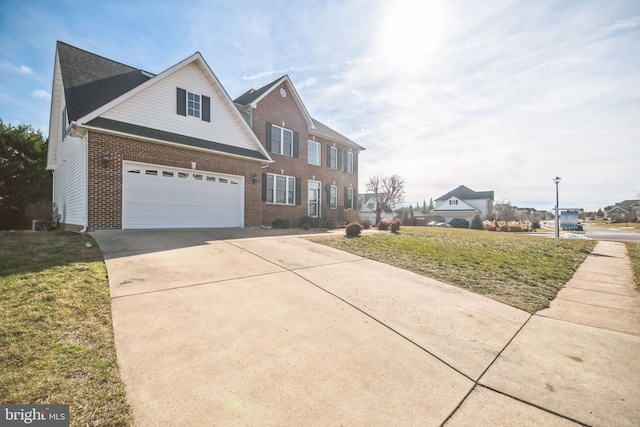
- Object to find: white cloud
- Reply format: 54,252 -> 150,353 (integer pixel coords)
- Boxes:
30,89 -> 50,99
19,65 -> 33,75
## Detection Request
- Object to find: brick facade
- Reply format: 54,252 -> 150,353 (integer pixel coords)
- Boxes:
250,82 -> 360,227
85,130 -> 264,231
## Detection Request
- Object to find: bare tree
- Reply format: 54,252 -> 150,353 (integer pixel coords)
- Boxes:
365,174 -> 406,225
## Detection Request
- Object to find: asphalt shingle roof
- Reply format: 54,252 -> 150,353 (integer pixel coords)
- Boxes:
435,185 -> 494,201
87,118 -> 269,161
58,41 -> 152,121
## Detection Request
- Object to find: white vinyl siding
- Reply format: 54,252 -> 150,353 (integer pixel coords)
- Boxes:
308,140 -> 321,165
53,136 -> 87,227
102,63 -> 256,151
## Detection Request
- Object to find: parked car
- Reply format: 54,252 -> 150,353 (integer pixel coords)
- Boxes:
435,222 -> 451,228
427,221 -> 438,226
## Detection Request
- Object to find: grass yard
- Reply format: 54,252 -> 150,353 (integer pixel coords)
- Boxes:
311,226 -> 596,313
625,242 -> 640,290
0,231 -> 133,427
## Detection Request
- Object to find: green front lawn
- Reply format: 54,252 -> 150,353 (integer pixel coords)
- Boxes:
0,231 -> 133,427
312,226 -> 596,313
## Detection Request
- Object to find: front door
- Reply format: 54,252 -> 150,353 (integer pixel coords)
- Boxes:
308,180 -> 321,218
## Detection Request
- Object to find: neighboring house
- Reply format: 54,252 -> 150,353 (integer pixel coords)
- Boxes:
606,200 -> 640,222
357,194 -> 394,223
234,75 -> 364,227
47,42 -> 362,231
431,185 -> 494,224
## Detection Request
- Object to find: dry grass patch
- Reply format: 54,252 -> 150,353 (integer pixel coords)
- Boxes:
311,226 -> 596,313
0,231 -> 133,427
625,242 -> 640,290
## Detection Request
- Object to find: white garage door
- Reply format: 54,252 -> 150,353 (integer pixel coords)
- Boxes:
122,162 -> 243,229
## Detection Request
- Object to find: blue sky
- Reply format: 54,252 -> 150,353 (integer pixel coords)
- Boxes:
1,0 -> 639,211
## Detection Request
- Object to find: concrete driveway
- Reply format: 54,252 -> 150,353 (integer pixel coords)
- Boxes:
91,229 -> 640,426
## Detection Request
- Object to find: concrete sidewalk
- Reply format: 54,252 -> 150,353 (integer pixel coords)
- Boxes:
91,230 -> 640,426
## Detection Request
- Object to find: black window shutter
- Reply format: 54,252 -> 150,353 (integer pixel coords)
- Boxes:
354,153 -> 358,173
202,95 -> 210,122
327,146 -> 331,168
261,173 -> 267,202
344,187 -> 348,209
337,149 -> 342,170
295,177 -> 301,205
177,88 -> 186,116
293,132 -> 299,158
266,122 -> 272,151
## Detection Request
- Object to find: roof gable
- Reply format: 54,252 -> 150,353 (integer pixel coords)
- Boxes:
234,75 -> 314,129
435,185 -> 494,201
432,196 -> 479,213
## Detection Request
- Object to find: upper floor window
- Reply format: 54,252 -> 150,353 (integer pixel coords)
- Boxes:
187,92 -> 200,118
345,151 -> 354,173
308,141 -> 321,166
328,147 -> 338,169
267,123 -> 298,157
449,199 -> 458,205
176,87 -> 210,122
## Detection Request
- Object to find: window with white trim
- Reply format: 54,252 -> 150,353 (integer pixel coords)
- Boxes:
345,151 -> 354,173
328,147 -> 338,169
187,92 -> 200,118
266,173 -> 296,205
345,187 -> 354,210
329,185 -> 337,209
271,125 -> 294,157
308,140 -> 321,166
449,199 -> 458,205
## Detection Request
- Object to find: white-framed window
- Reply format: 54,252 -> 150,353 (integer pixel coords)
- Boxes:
271,125 -> 294,157
345,151 -> 354,173
328,147 -> 338,169
345,187 -> 354,210
308,140 -> 321,166
187,92 -> 200,118
329,185 -> 337,209
449,199 -> 458,205
266,173 -> 296,205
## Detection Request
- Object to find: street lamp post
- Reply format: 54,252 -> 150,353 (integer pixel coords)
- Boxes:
553,176 -> 561,246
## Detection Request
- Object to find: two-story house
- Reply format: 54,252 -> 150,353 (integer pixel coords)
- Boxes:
47,42 -> 363,231
431,185 -> 494,225
234,76 -> 364,227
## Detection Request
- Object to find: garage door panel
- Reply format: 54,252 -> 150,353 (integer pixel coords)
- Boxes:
123,162 -> 243,229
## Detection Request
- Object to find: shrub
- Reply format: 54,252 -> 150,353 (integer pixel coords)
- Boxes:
272,218 -> 290,229
299,216 -> 319,228
470,215 -> 484,230
25,200 -> 59,231
449,218 -> 470,229
508,221 -> 524,232
361,219 -> 372,229
498,221 -> 510,232
390,219 -> 401,233
377,220 -> 389,231
483,220 -> 497,231
302,223 -> 311,230
345,222 -> 363,237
